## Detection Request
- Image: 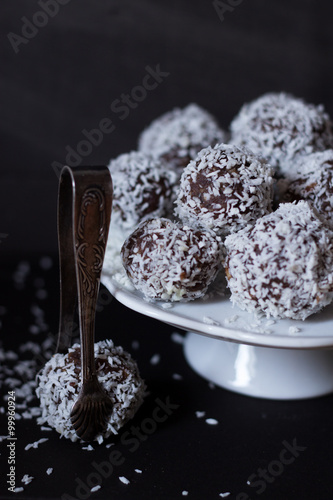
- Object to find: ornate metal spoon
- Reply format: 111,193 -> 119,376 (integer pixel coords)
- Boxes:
57,165 -> 113,441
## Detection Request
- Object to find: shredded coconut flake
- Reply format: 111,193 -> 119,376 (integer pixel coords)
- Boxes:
91,485 -> 101,492
119,476 -> 130,485
25,438 -> 49,450
21,474 -> 34,485
289,326 -> 301,335
171,332 -> 185,344
203,316 -> 220,326
206,418 -> 219,425
150,353 -> 161,365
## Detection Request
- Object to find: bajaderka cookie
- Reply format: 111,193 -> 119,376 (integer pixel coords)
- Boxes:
121,217 -> 222,302
174,143 -> 274,236
276,150 -> 333,228
36,340 -> 146,443
230,92 -> 333,177
108,151 -> 177,230
138,103 -> 227,178
224,201 -> 333,320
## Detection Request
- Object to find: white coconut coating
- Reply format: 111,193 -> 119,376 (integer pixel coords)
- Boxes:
138,103 -> 226,173
174,143 -> 274,236
108,151 -> 177,230
278,150 -> 333,228
230,92 -> 333,176
224,201 -> 333,320
121,218 -> 222,302
36,340 -> 146,443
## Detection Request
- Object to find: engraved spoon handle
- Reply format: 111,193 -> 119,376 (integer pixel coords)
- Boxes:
57,166 -> 112,366
72,167 -> 112,382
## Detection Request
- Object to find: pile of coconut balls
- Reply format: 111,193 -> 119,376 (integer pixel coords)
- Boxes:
107,96 -> 333,321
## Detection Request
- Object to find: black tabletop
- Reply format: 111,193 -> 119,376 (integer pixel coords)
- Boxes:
2,3 -> 333,497
0,256 -> 332,500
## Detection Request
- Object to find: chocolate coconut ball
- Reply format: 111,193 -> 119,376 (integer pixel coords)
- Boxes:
277,150 -> 333,227
108,151 -> 177,230
224,201 -> 333,320
174,143 -> 274,236
138,103 -> 226,177
230,92 -> 333,176
36,340 -> 146,443
121,218 -> 222,302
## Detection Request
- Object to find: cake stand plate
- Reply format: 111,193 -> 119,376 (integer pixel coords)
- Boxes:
101,270 -> 333,400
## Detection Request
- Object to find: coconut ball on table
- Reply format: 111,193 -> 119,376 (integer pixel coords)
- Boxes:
36,340 -> 146,443
276,150 -> 333,228
224,201 -> 333,320
138,103 -> 227,179
174,143 -> 274,237
121,217 -> 222,302
230,92 -> 333,178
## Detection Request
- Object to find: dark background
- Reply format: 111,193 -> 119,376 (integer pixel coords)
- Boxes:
1,2 -> 333,500
1,0 -> 333,256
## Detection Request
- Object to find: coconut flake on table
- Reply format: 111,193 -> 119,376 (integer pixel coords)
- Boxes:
150,353 -> 161,365
25,438 -> 49,450
230,92 -> 333,176
119,476 -> 130,485
39,256 -> 53,270
206,418 -> 219,425
91,485 -> 101,492
171,332 -> 185,344
224,201 -> 333,320
82,444 -> 94,451
13,261 -> 30,289
21,474 -> 34,485
19,341 -> 42,355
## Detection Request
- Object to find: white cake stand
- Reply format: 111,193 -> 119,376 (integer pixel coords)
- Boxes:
101,269 -> 333,400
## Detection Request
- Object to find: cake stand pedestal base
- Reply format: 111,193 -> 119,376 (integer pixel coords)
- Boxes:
183,332 -> 333,400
